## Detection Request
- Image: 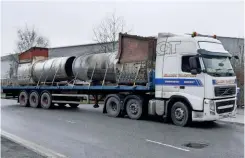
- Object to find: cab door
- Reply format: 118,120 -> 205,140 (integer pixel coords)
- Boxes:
178,55 -> 205,111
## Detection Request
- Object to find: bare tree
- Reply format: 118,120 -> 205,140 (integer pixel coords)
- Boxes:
16,25 -> 49,53
93,12 -> 128,53
8,54 -> 19,79
230,38 -> 244,106
8,25 -> 50,79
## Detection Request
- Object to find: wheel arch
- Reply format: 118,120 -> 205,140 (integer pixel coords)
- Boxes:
40,90 -> 51,96
29,90 -> 40,96
166,95 -> 193,119
123,94 -> 145,107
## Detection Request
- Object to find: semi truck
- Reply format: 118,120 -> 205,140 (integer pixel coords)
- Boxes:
1,32 -> 238,126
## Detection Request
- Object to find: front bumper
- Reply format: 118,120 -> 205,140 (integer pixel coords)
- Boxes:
192,98 -> 237,122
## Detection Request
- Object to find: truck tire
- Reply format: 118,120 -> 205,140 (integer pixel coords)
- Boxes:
171,102 -> 191,126
29,91 -> 40,108
106,96 -> 121,117
19,91 -> 29,107
69,104 -> 79,108
125,96 -> 143,120
40,92 -> 53,109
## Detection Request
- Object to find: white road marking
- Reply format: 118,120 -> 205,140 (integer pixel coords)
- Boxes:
1,130 -> 67,158
145,139 -> 190,152
66,120 -> 76,124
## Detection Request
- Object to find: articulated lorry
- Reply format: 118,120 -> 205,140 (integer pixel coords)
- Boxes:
1,32 -> 238,126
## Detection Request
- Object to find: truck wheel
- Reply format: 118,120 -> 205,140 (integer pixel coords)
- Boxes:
69,104 -> 79,108
106,96 -> 121,117
171,102 -> 191,127
40,92 -> 53,109
29,91 -> 40,108
19,91 -> 29,107
126,97 -> 143,120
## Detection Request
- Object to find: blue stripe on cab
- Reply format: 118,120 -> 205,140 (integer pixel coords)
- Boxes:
155,78 -> 203,87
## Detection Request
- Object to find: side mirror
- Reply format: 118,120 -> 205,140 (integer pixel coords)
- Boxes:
191,69 -> 198,75
189,56 -> 200,75
189,56 -> 197,69
234,55 -> 239,59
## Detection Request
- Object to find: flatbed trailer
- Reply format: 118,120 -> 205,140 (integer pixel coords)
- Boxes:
1,81 -> 156,119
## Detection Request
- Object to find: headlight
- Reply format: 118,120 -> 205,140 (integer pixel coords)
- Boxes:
210,100 -> 215,111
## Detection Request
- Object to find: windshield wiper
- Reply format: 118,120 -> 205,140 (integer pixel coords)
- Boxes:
211,69 -> 222,76
215,68 -> 222,71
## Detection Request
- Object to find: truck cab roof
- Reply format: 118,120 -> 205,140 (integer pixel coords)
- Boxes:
158,33 -> 222,43
157,33 -> 229,55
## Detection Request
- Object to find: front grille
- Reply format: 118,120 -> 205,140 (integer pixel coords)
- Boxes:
216,100 -> 235,114
214,86 -> 236,97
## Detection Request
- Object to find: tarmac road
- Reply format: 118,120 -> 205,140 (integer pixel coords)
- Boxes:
1,99 -> 244,158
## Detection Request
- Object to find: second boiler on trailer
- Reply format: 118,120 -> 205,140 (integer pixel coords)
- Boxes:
72,52 -> 118,82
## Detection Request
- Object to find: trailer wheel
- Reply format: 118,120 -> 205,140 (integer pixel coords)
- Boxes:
40,92 -> 53,109
29,91 -> 40,108
171,102 -> 191,127
106,96 -> 121,117
19,91 -> 29,107
126,97 -> 143,120
69,104 -> 79,108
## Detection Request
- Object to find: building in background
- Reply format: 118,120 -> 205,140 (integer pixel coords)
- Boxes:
18,47 -> 48,63
48,42 -> 117,58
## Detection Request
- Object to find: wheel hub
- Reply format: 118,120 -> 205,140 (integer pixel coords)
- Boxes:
43,97 -> 48,105
129,103 -> 138,114
20,95 -> 25,103
175,108 -> 184,120
32,96 -> 36,103
111,102 -> 117,111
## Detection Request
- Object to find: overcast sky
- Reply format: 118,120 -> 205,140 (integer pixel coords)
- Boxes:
1,0 -> 244,56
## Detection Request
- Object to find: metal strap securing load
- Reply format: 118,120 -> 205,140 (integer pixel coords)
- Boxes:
88,62 -> 97,89
102,63 -> 109,87
51,62 -> 60,86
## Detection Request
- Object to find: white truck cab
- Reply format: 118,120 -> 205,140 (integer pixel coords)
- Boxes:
152,32 -> 237,126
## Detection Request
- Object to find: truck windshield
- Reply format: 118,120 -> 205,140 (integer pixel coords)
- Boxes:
202,56 -> 235,77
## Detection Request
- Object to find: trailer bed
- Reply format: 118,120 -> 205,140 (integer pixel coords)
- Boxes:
1,85 -> 153,92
